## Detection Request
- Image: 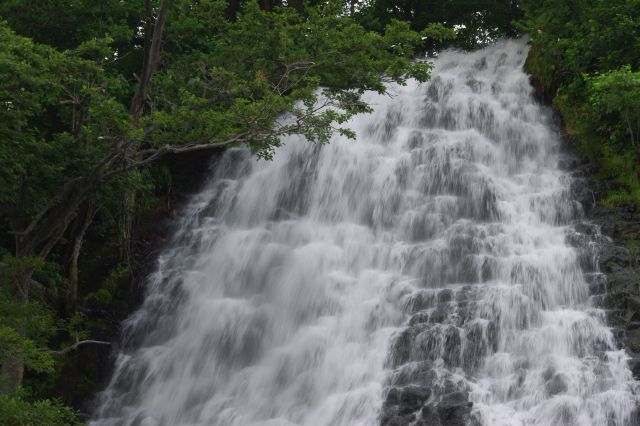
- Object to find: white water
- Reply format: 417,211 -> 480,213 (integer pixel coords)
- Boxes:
92,40 -> 639,426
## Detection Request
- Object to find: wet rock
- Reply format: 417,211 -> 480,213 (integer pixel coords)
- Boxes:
381,385 -> 431,426
428,307 -> 449,324
574,222 -> 600,236
390,361 -> 437,387
380,413 -> 415,426
626,328 -> 640,353
584,273 -> 607,295
420,405 -> 438,424
437,392 -> 473,426
399,386 -> 431,411
384,387 -> 401,405
405,291 -> 437,313
408,311 -> 431,326
546,373 -> 568,396
600,246 -> 634,273
437,289 -> 454,304
419,391 -> 473,426
568,151 -> 640,378
413,325 -> 462,367
462,320 -> 497,368
388,326 -> 421,367
628,357 -> 640,378
408,131 -> 424,149
466,78 -> 484,93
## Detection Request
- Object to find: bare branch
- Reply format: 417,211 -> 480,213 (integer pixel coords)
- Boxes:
99,123 -> 306,181
16,177 -> 83,238
272,61 -> 318,95
40,339 -> 111,356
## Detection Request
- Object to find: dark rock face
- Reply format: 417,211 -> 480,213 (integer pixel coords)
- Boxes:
545,373 -> 568,396
381,386 -> 432,425
381,381 -> 473,426
566,139 -> 640,380
72,150 -> 220,417
382,300 -> 477,425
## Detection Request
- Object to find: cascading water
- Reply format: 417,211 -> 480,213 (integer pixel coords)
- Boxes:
92,39 -> 639,426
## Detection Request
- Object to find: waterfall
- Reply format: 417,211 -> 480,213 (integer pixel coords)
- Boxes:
92,39 -> 639,426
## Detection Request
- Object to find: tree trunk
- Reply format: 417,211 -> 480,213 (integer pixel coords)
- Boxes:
130,0 -> 170,118
1,0 -> 173,394
0,265 -> 34,393
0,357 -> 24,394
67,201 -> 97,312
120,190 -> 136,264
288,0 -> 305,14
225,0 -> 242,20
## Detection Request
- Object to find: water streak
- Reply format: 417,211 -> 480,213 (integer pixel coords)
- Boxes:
92,39 -> 639,426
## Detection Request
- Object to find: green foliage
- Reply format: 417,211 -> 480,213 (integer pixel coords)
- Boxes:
148,1 -> 437,158
355,0 -> 521,49
0,257 -> 60,375
85,263 -> 130,307
584,67 -> 640,152
0,325 -> 53,377
0,0 -> 452,414
0,0 -> 142,54
0,394 -> 80,426
0,20 -> 133,214
521,0 -> 640,89
1,0 -> 440,223
522,0 -> 640,204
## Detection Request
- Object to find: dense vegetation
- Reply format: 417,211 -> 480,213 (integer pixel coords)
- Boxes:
521,0 -> 640,206
1,0 -> 639,424
0,0 -> 450,423
355,0 -> 521,49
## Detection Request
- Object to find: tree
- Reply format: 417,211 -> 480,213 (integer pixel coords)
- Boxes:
521,0 -> 640,204
355,0 -> 521,49
1,0 -> 447,390
585,67 -> 640,153
0,394 -> 80,426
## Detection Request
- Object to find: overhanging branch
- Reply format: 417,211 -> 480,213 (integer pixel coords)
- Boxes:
40,338 -> 111,356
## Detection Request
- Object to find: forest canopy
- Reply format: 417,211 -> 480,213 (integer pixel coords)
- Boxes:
2,0 -> 640,423
0,0 -> 450,422
521,0 -> 640,205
